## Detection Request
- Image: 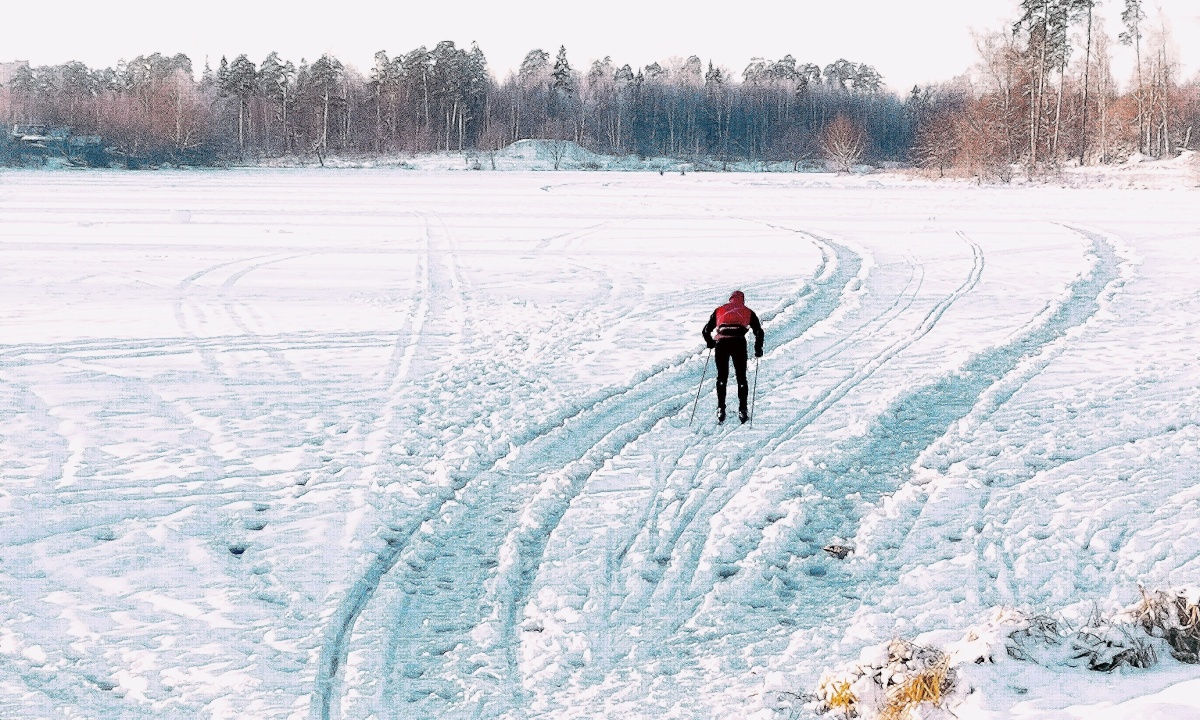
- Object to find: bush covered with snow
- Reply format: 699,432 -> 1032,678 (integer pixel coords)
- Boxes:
813,588 -> 1200,719
1126,586 -> 1200,664
815,639 -> 957,719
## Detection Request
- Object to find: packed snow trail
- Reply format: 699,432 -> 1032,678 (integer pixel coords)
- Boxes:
696,228 -> 1122,620
4,170 -> 1195,720
504,225 -> 1122,719
313,234 -> 859,720
838,227 -> 1132,639
462,238 -> 860,716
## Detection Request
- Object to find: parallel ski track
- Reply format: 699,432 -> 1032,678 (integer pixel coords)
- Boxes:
214,254 -> 310,381
473,250 -> 925,713
417,230 -> 923,719
495,238 -> 974,705
370,236 -> 857,718
592,252 -> 925,622
172,250 -> 335,379
0,207 -> 441,718
502,227 -> 1122,720
874,225 -> 1126,594
454,228 -> 977,720
358,213 -> 439,488
657,234 -> 987,632
0,331 -> 405,368
617,233 -> 980,624
478,229 -> 951,719
611,227 -> 1123,720
0,177 -> 1137,720
309,235 -> 860,720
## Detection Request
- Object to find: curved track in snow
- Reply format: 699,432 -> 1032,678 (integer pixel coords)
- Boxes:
306,204 -> 1123,720
310,232 -> 861,720
3,172 -> 1166,720
484,224 -> 1126,720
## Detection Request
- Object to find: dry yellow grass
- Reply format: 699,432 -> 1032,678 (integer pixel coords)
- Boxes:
816,640 -> 955,718
878,658 -> 952,720
1131,586 -> 1200,663
826,679 -> 857,716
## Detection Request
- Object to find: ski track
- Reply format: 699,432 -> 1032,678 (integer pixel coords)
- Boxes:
594,236 -> 963,635
532,237 -> 976,690
1,173 -> 1167,720
598,254 -> 924,626
717,230 -> 1110,715
311,209 -> 478,720
471,238 -> 861,713
536,244 -> 895,606
503,225 -> 1122,720
0,176 -> 439,718
0,331 -> 402,368
311,232 -> 855,720
358,212 -> 438,488
174,252 -> 280,376
857,226 -> 1129,609
215,253 -> 312,382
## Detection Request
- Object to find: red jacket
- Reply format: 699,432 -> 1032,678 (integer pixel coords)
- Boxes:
703,291 -> 764,352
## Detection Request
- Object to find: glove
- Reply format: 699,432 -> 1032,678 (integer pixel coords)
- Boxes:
706,340 -> 716,349
755,348 -> 763,358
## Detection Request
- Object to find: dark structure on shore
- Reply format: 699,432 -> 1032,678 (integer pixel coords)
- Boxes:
2,124 -> 107,166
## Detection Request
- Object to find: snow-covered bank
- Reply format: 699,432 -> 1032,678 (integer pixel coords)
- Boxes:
249,139 -> 1200,191
1,170 -> 1199,720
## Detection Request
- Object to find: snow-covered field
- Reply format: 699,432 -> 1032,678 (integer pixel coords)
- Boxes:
2,169 -> 1199,720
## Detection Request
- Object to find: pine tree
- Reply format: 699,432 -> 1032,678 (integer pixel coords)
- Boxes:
518,49 -> 549,85
220,54 -> 257,154
549,46 -> 577,141
259,52 -> 295,153
551,46 -> 574,96
309,54 -> 344,155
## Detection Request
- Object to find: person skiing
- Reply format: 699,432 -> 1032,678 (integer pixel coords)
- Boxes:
702,290 -> 764,424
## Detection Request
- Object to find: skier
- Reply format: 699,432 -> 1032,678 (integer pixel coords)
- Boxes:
702,290 -> 764,424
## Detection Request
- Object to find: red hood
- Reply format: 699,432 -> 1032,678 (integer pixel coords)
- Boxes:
728,291 -> 745,305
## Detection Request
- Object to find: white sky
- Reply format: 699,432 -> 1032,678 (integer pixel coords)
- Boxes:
5,0 -> 1199,91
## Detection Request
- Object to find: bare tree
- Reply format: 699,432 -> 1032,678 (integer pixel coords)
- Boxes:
1078,0 -> 1096,163
821,114 -> 866,171
1144,16 -> 1180,157
1119,0 -> 1147,152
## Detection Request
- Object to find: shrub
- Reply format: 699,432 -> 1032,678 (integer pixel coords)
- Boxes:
1127,586 -> 1200,663
815,639 -> 955,719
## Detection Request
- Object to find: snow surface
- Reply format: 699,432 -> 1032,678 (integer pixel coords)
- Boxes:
1,168 -> 1199,719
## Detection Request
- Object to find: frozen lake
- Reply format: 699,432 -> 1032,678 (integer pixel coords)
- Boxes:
2,169 -> 1199,719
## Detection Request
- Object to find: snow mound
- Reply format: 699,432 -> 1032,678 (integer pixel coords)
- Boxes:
1055,149 -> 1200,189
498,139 -> 605,165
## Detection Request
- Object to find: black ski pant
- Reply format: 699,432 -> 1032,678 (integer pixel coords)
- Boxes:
714,338 -> 749,412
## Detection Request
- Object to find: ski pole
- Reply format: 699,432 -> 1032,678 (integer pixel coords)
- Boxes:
689,348 -> 712,427
750,355 -> 759,428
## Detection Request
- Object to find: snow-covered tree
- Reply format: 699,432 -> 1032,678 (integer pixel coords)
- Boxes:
259,51 -> 295,153
220,54 -> 257,154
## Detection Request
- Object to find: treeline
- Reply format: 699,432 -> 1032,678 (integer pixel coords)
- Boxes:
912,0 -> 1200,179
1,0 -> 1196,173
0,44 -> 906,167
